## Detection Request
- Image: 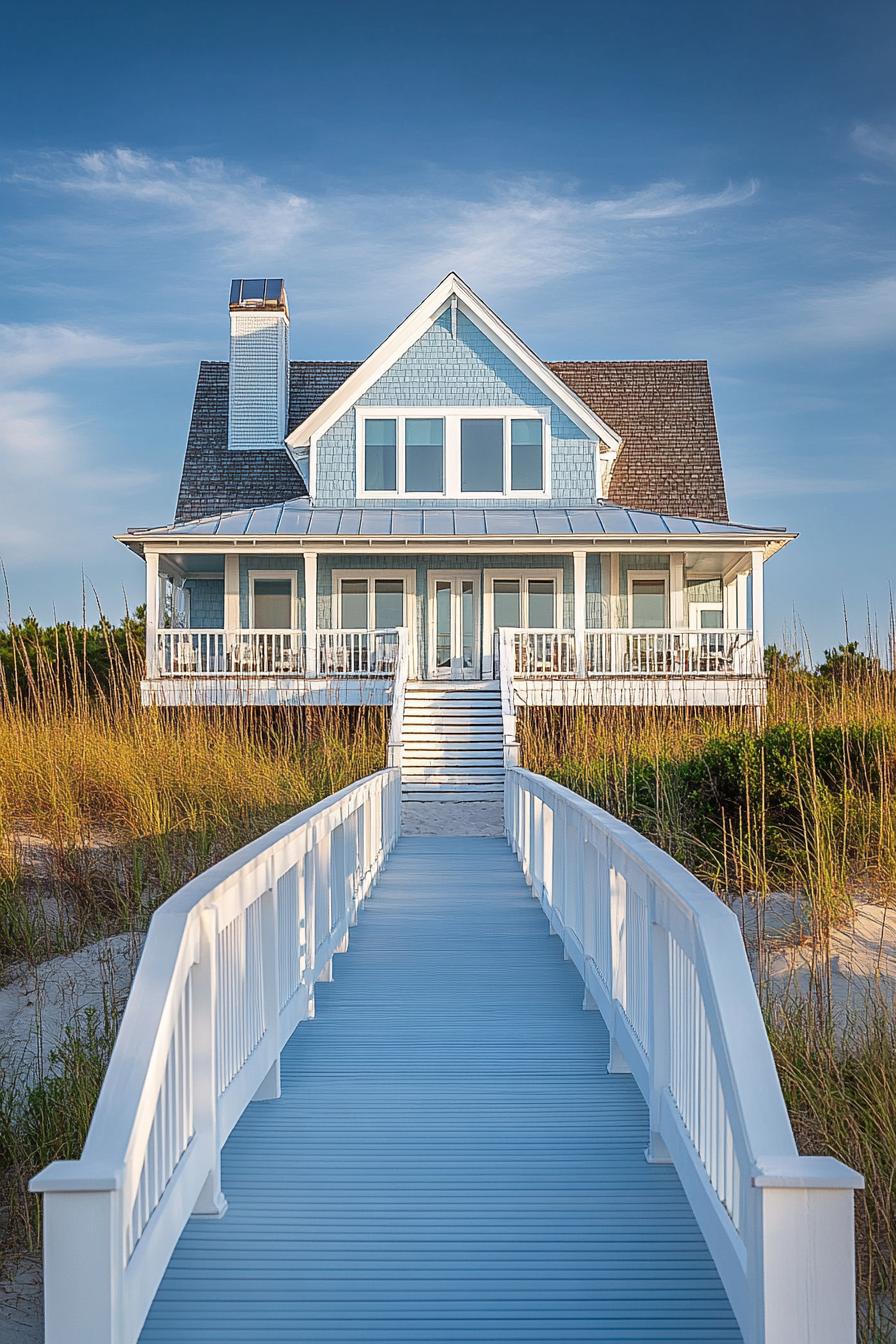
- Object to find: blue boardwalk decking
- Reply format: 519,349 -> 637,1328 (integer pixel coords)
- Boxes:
140,837 -> 741,1342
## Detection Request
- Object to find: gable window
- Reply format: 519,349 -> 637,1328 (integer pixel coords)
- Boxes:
356,408 -> 550,498
363,418 -> 397,492
460,418 -> 504,493
405,417 -> 444,493
510,419 -> 544,491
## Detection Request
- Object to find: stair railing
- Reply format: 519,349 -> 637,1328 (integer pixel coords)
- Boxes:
32,769 -> 401,1344
496,628 -> 520,766
387,627 -> 410,769
505,767 -> 862,1344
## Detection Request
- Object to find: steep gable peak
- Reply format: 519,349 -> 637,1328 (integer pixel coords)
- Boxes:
284,273 -> 623,454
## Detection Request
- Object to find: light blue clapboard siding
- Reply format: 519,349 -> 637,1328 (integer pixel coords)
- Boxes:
140,836 -> 740,1343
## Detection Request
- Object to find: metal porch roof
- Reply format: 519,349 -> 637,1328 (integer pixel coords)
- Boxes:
129,499 -> 788,541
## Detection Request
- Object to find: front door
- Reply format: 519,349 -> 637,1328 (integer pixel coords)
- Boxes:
428,572 -> 479,679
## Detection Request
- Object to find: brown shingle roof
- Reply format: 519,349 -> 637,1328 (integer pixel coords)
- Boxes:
174,358 -> 729,524
548,360 -> 728,522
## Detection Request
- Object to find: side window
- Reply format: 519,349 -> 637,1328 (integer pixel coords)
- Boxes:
363,418 -> 397,492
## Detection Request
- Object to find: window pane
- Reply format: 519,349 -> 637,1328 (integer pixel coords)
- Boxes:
405,418 -> 444,493
460,419 -> 503,493
253,578 -> 291,629
493,579 -> 521,628
340,579 -> 368,629
631,579 -> 666,628
527,579 -> 554,629
374,579 -> 404,629
511,419 -> 543,491
699,607 -> 724,629
364,419 -> 397,492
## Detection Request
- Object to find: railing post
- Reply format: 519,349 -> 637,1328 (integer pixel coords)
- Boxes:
748,1159 -> 863,1344
254,869 -> 282,1102
34,1177 -> 122,1344
607,852 -> 631,1074
645,883 -> 672,1163
304,551 -> 318,677
192,907 -> 227,1216
145,549 -> 159,679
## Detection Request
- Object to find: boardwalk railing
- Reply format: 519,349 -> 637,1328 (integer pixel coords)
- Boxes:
32,769 -> 401,1344
505,768 -> 862,1344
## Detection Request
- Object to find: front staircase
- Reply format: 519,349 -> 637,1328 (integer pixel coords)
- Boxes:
400,681 -> 504,803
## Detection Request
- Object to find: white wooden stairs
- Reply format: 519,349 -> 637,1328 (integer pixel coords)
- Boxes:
399,681 -> 504,802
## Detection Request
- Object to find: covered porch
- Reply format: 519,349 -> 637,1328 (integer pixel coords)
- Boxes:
138,539 -> 772,707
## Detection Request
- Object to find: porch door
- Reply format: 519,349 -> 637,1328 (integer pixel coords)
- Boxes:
429,573 -> 479,679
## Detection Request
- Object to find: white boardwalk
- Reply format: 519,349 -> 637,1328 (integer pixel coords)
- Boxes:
139,837 -> 739,1342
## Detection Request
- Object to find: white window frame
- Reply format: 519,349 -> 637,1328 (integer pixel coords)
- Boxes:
355,406 -> 551,499
248,569 -> 297,629
331,569 -> 415,636
482,567 -> 564,675
627,570 -> 669,629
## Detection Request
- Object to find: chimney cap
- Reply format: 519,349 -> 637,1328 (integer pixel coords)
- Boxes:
229,278 -> 288,315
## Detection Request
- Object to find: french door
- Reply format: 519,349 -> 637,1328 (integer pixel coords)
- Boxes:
428,572 -> 479,679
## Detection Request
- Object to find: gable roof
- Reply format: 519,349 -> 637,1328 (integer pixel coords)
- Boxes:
285,273 -> 623,457
174,358 -> 730,525
130,498 -> 787,543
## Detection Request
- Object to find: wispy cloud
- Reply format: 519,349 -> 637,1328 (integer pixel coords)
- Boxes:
851,122 -> 896,167
784,274 -> 896,349
0,320 -> 174,560
11,149 -> 760,308
16,147 -> 315,261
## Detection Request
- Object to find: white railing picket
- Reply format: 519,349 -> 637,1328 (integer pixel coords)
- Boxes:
31,768 -> 401,1344
504,767 -> 863,1344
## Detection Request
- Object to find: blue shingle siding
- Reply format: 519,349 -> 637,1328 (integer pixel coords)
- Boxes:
318,552 -> 574,671
184,578 -> 224,628
238,556 -> 305,628
314,310 -> 598,507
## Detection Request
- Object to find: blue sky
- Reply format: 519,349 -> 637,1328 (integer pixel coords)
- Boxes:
0,0 -> 893,659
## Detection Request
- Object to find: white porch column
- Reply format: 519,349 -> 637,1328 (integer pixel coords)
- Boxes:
145,549 -> 159,678
304,551 -> 318,677
751,548 -> 765,675
223,554 -> 239,630
573,549 -> 586,678
670,552 -> 685,628
609,552 -> 621,673
736,570 -> 749,630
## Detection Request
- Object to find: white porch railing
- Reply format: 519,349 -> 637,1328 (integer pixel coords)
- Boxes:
151,629 -> 403,679
316,629 -> 401,677
586,627 -> 757,676
505,768 -> 861,1344
154,629 -> 306,677
31,769 -> 401,1344
493,628 -> 577,676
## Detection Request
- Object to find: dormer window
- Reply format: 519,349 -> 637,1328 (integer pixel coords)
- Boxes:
357,408 -> 549,498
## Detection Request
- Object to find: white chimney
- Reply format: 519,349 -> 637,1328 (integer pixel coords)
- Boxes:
228,278 -> 289,450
